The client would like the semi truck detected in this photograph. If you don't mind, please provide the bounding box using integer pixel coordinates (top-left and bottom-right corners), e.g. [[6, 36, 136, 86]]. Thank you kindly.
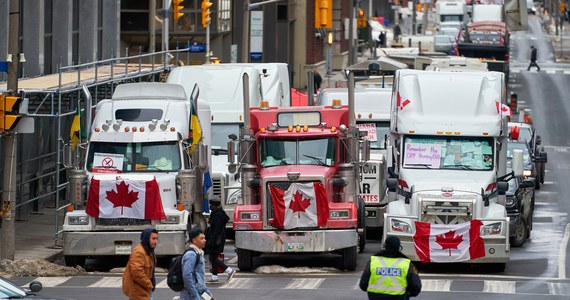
[[384, 69, 522, 270], [436, 0, 468, 29], [317, 87, 391, 232], [62, 83, 211, 267], [228, 73, 368, 271]]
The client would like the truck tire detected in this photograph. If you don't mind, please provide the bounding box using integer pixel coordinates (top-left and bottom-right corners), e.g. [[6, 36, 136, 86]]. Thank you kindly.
[[534, 175, 541, 190], [64, 255, 86, 267], [357, 199, 366, 253], [341, 246, 357, 271], [236, 248, 254, 272], [510, 218, 528, 247]]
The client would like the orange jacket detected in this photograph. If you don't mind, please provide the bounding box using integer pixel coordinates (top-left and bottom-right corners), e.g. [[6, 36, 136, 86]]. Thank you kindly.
[[122, 243, 155, 300]]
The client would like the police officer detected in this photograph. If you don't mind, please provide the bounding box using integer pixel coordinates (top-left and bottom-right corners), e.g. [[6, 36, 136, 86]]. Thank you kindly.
[[359, 236, 422, 300]]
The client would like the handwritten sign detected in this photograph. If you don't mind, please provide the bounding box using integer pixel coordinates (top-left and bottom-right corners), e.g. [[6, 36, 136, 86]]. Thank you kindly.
[[93, 153, 125, 171], [404, 143, 442, 168], [357, 123, 378, 142]]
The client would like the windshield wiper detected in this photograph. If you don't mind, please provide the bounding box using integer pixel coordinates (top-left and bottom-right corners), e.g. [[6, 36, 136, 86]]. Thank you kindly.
[[303, 154, 325, 166], [405, 163, 432, 169]]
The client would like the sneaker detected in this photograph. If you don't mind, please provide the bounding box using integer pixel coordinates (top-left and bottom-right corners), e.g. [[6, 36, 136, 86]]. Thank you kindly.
[[227, 269, 237, 282], [206, 278, 219, 284]]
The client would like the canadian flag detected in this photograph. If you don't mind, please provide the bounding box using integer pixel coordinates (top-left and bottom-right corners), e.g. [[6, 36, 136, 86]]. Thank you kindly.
[[86, 175, 166, 220], [495, 101, 512, 118], [397, 92, 411, 110], [269, 182, 329, 230], [413, 220, 485, 263]]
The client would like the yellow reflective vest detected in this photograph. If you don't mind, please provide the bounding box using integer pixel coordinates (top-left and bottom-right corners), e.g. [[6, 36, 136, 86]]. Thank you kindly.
[[367, 256, 410, 295]]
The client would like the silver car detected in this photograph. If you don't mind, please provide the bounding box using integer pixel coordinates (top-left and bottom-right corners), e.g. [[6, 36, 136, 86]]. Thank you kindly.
[[434, 35, 456, 53]]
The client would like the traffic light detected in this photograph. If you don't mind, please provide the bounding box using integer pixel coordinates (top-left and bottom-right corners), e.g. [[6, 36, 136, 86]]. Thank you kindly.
[[172, 0, 185, 22], [0, 94, 21, 132], [315, 0, 333, 29], [201, 0, 212, 28], [357, 9, 367, 28]]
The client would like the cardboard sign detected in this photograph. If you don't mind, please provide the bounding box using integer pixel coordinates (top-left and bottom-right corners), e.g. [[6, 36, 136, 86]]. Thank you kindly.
[[93, 152, 125, 171], [404, 143, 442, 168], [357, 123, 378, 142]]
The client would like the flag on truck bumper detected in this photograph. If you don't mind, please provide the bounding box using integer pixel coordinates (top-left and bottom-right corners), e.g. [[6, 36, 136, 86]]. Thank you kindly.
[[413, 220, 485, 263], [269, 182, 328, 230], [86, 177, 166, 220]]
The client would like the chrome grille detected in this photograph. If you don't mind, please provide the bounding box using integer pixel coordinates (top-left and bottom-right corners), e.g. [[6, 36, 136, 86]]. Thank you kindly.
[[212, 177, 223, 197], [96, 218, 151, 226], [420, 199, 474, 225]]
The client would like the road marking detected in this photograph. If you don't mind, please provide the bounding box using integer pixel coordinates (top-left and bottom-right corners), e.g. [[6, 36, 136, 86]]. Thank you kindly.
[[27, 277, 70, 287], [227, 256, 238, 264], [512, 69, 521, 74], [564, 70, 570, 75], [219, 278, 259, 289], [547, 282, 570, 295], [88, 277, 123, 288], [284, 278, 325, 289], [353, 279, 360, 290], [559, 223, 570, 279], [542, 181, 556, 185], [543, 145, 570, 152], [546, 69, 556, 74], [156, 278, 169, 289], [483, 280, 516, 293], [422, 279, 452, 291]]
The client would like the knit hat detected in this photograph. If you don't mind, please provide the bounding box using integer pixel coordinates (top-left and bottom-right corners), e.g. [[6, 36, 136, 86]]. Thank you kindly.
[[188, 228, 203, 242], [209, 196, 222, 206], [384, 236, 401, 251]]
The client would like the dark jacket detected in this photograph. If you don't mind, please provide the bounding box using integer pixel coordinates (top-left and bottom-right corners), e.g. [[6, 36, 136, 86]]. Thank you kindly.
[[205, 206, 230, 254], [359, 249, 422, 300], [530, 48, 537, 62], [393, 25, 402, 36]]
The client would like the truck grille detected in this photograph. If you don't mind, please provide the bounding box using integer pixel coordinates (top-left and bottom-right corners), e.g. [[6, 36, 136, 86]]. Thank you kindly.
[[420, 200, 474, 225], [212, 177, 223, 198], [266, 181, 321, 229], [96, 218, 151, 226]]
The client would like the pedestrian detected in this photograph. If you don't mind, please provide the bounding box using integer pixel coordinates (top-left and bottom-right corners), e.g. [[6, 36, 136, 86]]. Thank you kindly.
[[205, 196, 236, 283], [313, 71, 323, 94], [359, 236, 422, 300], [181, 228, 213, 300], [379, 31, 386, 48], [122, 228, 159, 300], [527, 45, 540, 71], [393, 23, 402, 44]]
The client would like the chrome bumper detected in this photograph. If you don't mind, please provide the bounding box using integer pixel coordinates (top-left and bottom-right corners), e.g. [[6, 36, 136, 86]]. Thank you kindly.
[[235, 230, 358, 253], [63, 231, 186, 256], [365, 205, 386, 228]]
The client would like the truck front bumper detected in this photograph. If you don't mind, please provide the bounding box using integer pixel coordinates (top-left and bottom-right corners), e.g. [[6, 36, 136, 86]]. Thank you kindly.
[[63, 231, 186, 256], [235, 229, 357, 253], [365, 205, 386, 228]]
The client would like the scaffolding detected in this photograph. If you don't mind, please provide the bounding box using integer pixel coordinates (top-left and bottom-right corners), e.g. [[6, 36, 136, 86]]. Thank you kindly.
[[0, 48, 192, 246]]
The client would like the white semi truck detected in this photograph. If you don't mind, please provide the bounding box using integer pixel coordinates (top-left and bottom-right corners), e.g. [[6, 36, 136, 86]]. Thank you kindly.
[[63, 83, 211, 267], [167, 63, 290, 234], [384, 69, 522, 270], [317, 87, 391, 231], [436, 0, 468, 29]]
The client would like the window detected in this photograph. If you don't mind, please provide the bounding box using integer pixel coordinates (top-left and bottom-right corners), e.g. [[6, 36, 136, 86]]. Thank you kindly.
[[115, 109, 163, 122], [211, 123, 241, 151], [260, 138, 336, 167], [87, 141, 181, 172], [357, 121, 390, 149], [216, 0, 231, 32]]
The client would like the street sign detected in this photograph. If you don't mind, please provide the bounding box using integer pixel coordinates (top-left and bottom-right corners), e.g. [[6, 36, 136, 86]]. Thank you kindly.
[[0, 62, 7, 73], [250, 52, 262, 61], [188, 44, 206, 53]]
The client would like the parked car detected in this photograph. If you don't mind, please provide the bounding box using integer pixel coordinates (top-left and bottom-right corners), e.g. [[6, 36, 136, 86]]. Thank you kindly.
[[0, 276, 64, 299], [507, 141, 537, 186], [506, 176, 535, 247], [434, 35, 456, 53], [509, 122, 547, 187]]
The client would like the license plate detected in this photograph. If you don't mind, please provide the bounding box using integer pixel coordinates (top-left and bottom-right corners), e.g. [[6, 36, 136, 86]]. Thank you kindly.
[[115, 245, 132, 255], [287, 242, 304, 251]]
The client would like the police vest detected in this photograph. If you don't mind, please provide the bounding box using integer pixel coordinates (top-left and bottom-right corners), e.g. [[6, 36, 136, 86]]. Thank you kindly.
[[367, 256, 410, 295]]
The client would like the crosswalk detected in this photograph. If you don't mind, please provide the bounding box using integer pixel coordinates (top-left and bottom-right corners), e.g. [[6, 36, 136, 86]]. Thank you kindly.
[[12, 275, 570, 296]]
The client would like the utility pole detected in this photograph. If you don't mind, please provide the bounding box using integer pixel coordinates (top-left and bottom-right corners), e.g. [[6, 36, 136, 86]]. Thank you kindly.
[[412, 0, 418, 35], [241, 0, 250, 63], [162, 0, 171, 63], [349, 0, 355, 65], [150, 0, 156, 52], [1, 0, 20, 261]]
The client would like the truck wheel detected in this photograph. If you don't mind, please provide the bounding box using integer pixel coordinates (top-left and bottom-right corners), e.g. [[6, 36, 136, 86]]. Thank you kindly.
[[64, 255, 86, 267], [510, 218, 528, 247], [357, 199, 366, 253], [341, 246, 357, 271], [236, 248, 254, 272]]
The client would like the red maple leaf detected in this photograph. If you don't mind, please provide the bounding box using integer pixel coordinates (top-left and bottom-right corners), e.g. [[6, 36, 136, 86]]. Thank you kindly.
[[288, 191, 311, 218], [435, 230, 463, 256], [106, 181, 139, 215]]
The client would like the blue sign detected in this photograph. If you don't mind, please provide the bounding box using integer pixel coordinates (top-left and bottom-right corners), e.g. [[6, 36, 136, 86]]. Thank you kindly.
[[187, 44, 206, 53], [250, 52, 262, 61], [0, 61, 8, 73]]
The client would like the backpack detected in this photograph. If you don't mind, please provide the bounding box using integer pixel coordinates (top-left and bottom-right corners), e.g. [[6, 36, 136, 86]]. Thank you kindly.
[[167, 248, 199, 292]]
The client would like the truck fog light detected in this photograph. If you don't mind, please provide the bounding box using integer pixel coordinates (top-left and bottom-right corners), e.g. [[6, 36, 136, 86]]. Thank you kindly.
[[330, 210, 350, 219], [390, 219, 412, 233], [68, 215, 89, 225], [481, 222, 502, 235], [240, 212, 260, 220], [523, 170, 532, 177], [161, 215, 181, 224]]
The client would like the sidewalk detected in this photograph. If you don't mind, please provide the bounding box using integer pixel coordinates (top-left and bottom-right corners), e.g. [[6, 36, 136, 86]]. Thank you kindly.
[[541, 12, 570, 63]]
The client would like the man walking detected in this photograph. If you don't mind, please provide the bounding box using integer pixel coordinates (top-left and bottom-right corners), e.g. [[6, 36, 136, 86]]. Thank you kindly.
[[528, 45, 540, 71], [123, 228, 159, 300], [393, 23, 402, 44], [205, 196, 236, 283], [359, 236, 422, 300], [181, 228, 213, 300]]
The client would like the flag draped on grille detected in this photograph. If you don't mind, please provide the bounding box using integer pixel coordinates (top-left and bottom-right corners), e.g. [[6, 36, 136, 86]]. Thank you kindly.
[[413, 220, 485, 263], [269, 182, 328, 230], [86, 176, 166, 220]]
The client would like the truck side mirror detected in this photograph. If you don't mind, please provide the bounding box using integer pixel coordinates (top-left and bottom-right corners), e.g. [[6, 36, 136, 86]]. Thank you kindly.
[[536, 135, 542, 145], [361, 140, 371, 162], [497, 181, 509, 195], [227, 140, 235, 164], [512, 149, 524, 177], [387, 178, 399, 191]]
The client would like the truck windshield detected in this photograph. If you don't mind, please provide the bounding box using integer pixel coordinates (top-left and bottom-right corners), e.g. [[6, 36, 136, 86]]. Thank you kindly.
[[357, 121, 390, 149], [212, 123, 241, 153], [260, 138, 336, 167], [86, 141, 181, 172], [403, 136, 494, 171]]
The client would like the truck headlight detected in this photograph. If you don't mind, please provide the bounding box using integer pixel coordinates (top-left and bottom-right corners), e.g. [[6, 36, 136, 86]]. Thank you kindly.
[[161, 215, 181, 224], [391, 219, 412, 233], [523, 170, 532, 177], [329, 210, 350, 219], [68, 215, 89, 225], [227, 189, 241, 205], [481, 222, 502, 235], [240, 212, 260, 220], [505, 197, 515, 207]]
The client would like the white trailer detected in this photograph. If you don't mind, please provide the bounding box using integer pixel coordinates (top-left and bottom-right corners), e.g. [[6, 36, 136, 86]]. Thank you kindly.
[[384, 70, 522, 270], [436, 0, 467, 28], [472, 4, 503, 22]]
